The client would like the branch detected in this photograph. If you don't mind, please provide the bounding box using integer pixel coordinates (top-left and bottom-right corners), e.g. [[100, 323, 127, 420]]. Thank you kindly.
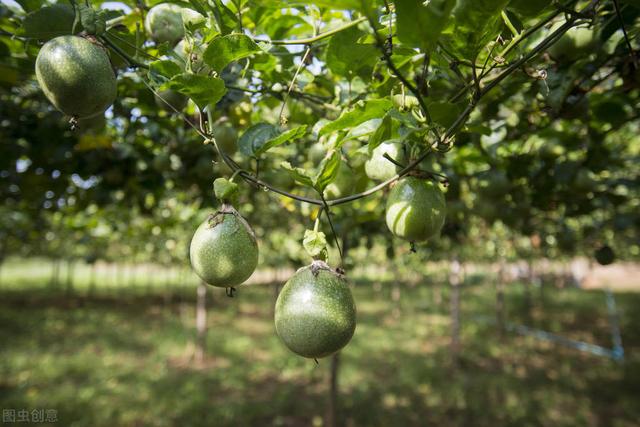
[[100, 34, 149, 69], [252, 17, 367, 45], [612, 0, 638, 70], [364, 15, 443, 146]]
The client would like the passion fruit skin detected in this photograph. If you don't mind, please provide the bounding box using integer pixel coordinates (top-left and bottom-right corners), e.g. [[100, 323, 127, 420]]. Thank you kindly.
[[385, 177, 446, 242], [35, 36, 116, 119], [365, 140, 404, 182], [189, 208, 259, 288], [145, 4, 184, 46], [275, 265, 356, 359]]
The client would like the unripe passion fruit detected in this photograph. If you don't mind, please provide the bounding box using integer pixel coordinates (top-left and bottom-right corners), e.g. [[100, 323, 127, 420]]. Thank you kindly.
[[189, 205, 259, 287], [35, 36, 116, 119], [364, 140, 404, 181], [385, 177, 446, 242], [275, 262, 356, 359], [145, 4, 184, 46]]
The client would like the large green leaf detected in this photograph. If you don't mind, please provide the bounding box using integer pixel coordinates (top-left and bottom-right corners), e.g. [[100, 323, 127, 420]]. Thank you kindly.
[[319, 99, 393, 136], [325, 25, 377, 79], [203, 34, 262, 72], [239, 124, 307, 157], [149, 60, 183, 84], [238, 123, 279, 157], [19, 5, 78, 41], [165, 74, 226, 109], [395, 0, 456, 52], [443, 0, 511, 59]]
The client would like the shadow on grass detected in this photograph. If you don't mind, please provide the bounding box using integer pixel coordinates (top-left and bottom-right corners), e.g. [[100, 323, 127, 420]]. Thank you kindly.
[[0, 282, 639, 426]]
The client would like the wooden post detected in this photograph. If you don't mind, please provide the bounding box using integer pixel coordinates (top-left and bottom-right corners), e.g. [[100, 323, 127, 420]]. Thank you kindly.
[[449, 259, 461, 366], [326, 352, 340, 427], [195, 281, 207, 363]]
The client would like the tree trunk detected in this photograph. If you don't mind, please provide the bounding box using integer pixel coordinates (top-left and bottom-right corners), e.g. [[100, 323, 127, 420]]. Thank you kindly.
[[50, 259, 60, 288], [89, 263, 97, 296], [326, 352, 340, 427], [449, 259, 461, 367], [65, 259, 74, 295], [195, 282, 207, 363], [496, 263, 506, 336]]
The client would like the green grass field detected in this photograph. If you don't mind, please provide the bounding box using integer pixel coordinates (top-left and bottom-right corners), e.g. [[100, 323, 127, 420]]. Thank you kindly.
[[1, 260, 639, 426]]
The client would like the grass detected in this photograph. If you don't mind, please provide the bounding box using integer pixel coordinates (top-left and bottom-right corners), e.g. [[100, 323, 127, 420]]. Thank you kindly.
[[0, 260, 639, 426]]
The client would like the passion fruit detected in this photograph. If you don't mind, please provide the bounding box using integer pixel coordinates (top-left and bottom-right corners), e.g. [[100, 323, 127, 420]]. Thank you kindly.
[[189, 205, 259, 287], [364, 140, 404, 181], [275, 262, 356, 359], [145, 3, 184, 46], [385, 177, 446, 242], [35, 35, 117, 119]]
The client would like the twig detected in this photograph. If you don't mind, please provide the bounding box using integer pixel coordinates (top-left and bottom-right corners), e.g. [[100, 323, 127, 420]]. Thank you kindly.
[[612, 0, 638, 69]]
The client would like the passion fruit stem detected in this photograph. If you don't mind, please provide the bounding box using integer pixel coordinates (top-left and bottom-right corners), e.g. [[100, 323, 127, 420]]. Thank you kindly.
[[225, 287, 236, 298], [309, 260, 332, 277]]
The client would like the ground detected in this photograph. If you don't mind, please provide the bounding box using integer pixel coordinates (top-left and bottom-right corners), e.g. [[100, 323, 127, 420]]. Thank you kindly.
[[0, 260, 638, 426]]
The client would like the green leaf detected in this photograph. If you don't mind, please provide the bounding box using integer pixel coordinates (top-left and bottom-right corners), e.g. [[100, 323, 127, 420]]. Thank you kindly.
[[20, 5, 78, 40], [339, 118, 382, 146], [15, 0, 46, 13], [303, 229, 328, 261], [443, 0, 511, 58], [319, 99, 393, 137], [325, 25, 377, 79], [395, 0, 455, 52], [428, 101, 464, 129], [149, 60, 183, 84], [165, 74, 226, 109], [368, 114, 392, 151], [238, 123, 279, 157], [253, 125, 307, 157], [314, 150, 341, 192], [187, 0, 208, 16], [203, 34, 262, 72], [281, 161, 315, 188]]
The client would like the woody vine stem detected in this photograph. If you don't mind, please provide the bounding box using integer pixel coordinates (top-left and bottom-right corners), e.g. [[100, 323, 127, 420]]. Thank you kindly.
[[102, 1, 598, 208]]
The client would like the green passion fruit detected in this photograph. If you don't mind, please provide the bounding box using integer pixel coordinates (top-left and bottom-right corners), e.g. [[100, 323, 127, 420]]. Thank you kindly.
[[189, 205, 259, 288], [275, 262, 356, 359], [385, 177, 446, 242], [364, 140, 404, 182], [145, 3, 184, 46], [35, 35, 117, 119]]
